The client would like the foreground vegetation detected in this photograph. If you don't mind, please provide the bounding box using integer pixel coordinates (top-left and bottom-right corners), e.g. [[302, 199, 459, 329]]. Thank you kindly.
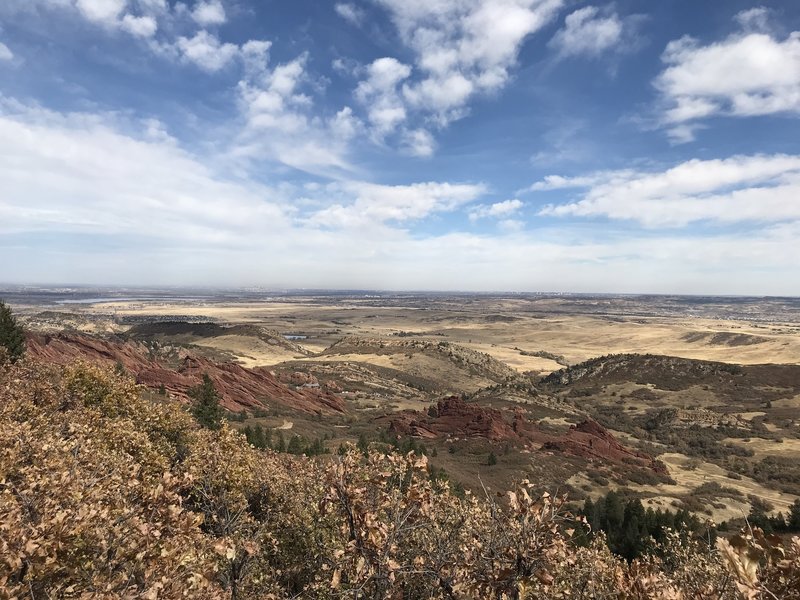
[[2, 359, 800, 598]]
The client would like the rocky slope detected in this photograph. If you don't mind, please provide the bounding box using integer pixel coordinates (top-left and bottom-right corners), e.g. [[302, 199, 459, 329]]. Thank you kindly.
[[322, 336, 518, 382], [26, 333, 344, 414], [541, 354, 800, 409], [377, 396, 666, 475]]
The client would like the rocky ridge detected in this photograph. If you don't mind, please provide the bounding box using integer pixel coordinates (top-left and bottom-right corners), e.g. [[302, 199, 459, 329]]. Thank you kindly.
[[26, 333, 344, 414]]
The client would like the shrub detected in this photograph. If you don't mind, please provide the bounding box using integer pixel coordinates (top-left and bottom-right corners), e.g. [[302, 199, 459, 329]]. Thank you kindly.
[[2, 358, 799, 599], [0, 301, 25, 363]]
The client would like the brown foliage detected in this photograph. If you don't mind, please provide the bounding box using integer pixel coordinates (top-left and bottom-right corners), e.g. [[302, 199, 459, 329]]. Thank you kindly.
[[1, 358, 798, 599]]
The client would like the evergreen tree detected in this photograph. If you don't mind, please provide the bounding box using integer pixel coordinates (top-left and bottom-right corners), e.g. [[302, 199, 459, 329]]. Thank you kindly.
[[357, 433, 369, 456], [747, 502, 771, 533], [789, 499, 800, 531], [287, 435, 304, 455], [487, 451, 498, 466], [0, 301, 25, 363], [619, 499, 647, 561], [189, 374, 224, 430], [770, 512, 787, 532]]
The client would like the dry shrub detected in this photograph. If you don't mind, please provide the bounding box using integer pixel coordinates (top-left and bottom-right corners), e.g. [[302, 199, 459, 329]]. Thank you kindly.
[[0, 361, 222, 599], [0, 358, 798, 599]]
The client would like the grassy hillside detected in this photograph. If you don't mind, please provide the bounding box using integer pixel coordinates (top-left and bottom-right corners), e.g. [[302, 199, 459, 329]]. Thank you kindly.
[[3, 358, 800, 598]]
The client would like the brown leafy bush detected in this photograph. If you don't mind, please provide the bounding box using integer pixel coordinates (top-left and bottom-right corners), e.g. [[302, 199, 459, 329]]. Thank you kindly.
[[1, 358, 799, 599], [0, 361, 222, 599]]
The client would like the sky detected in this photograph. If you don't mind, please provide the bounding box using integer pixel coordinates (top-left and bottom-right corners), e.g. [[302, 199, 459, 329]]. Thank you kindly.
[[0, 0, 799, 294]]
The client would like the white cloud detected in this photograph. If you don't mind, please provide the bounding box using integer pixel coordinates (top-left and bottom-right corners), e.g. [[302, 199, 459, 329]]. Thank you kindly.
[[735, 6, 771, 33], [335, 2, 365, 26], [0, 42, 13, 62], [75, 0, 127, 24], [121, 13, 157, 37], [469, 198, 523, 221], [401, 128, 436, 157], [357, 0, 563, 143], [309, 181, 488, 229], [0, 100, 290, 245], [525, 170, 637, 192], [549, 5, 637, 58], [176, 30, 239, 71], [655, 14, 800, 141], [534, 154, 800, 227], [238, 54, 310, 134], [1, 99, 798, 294], [240, 39, 272, 73], [235, 53, 359, 174], [355, 57, 412, 137], [192, 0, 226, 26]]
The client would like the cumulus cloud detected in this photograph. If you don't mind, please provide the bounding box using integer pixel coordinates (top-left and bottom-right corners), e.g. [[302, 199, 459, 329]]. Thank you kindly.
[[549, 5, 638, 58], [734, 6, 772, 33], [401, 128, 436, 157], [2, 99, 798, 293], [352, 0, 563, 150], [534, 154, 800, 227], [309, 181, 488, 229], [192, 0, 226, 26], [655, 11, 800, 142], [176, 30, 239, 71], [75, 0, 127, 24], [355, 57, 412, 137], [121, 13, 157, 37], [335, 2, 365, 26], [0, 42, 13, 62], [235, 53, 361, 174], [469, 199, 524, 221]]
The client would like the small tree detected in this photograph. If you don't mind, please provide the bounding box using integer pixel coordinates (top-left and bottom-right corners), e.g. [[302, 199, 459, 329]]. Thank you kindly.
[[357, 433, 369, 456], [189, 374, 224, 430], [0, 300, 25, 363], [790, 499, 800, 531], [487, 451, 498, 466]]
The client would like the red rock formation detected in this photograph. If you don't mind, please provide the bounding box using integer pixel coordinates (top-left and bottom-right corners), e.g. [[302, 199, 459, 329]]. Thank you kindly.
[[542, 419, 668, 475], [435, 396, 521, 440], [381, 396, 521, 441], [378, 397, 666, 475], [27, 333, 345, 414]]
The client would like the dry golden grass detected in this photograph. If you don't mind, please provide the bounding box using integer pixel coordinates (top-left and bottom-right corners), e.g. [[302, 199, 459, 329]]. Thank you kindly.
[[722, 437, 800, 457], [25, 299, 800, 373], [191, 334, 306, 367], [630, 453, 799, 522]]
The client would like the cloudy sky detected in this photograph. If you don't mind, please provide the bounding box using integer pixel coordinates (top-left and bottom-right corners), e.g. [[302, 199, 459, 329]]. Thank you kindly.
[[1, 0, 799, 293]]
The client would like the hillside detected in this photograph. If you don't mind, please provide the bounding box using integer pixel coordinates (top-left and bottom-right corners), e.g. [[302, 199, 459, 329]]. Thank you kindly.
[[26, 332, 344, 414], [2, 357, 799, 599]]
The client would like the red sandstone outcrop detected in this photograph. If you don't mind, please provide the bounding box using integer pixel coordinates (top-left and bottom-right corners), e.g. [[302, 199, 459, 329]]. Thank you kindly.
[[382, 396, 520, 441], [542, 419, 668, 475], [378, 397, 665, 474], [27, 333, 345, 414]]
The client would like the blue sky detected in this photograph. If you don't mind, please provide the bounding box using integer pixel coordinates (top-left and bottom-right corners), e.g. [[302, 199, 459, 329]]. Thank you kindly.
[[0, 0, 799, 293]]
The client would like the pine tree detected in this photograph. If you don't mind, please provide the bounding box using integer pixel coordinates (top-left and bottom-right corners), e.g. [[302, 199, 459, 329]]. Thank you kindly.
[[189, 374, 224, 430], [357, 433, 369, 456], [0, 301, 25, 363], [287, 435, 304, 455]]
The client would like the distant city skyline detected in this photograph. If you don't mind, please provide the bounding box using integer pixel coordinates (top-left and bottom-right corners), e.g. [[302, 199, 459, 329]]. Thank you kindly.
[[1, 0, 799, 294]]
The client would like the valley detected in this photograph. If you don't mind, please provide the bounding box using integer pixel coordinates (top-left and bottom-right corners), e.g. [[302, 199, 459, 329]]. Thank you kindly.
[[7, 288, 800, 530]]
